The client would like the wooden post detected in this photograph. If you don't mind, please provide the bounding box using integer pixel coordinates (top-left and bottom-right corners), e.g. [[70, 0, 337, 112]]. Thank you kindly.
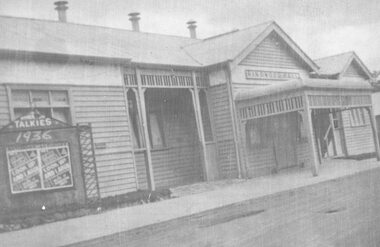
[[303, 93, 320, 176], [135, 68, 155, 191], [366, 107, 380, 161], [190, 72, 209, 181]]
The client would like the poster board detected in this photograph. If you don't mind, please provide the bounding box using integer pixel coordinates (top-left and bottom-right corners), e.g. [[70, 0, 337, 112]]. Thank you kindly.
[[1, 110, 76, 194], [6, 143, 74, 194]]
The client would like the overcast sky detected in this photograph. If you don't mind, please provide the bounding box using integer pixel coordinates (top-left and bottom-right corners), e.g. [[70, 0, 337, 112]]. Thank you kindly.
[[1, 0, 380, 70]]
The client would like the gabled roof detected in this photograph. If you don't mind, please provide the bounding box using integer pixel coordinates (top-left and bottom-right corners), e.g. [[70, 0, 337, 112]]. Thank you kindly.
[[182, 21, 320, 71], [0, 15, 319, 70], [0, 15, 199, 67], [181, 21, 272, 66], [314, 51, 372, 79]]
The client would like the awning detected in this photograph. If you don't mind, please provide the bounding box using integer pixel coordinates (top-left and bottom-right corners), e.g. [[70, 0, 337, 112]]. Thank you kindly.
[[235, 78, 374, 102]]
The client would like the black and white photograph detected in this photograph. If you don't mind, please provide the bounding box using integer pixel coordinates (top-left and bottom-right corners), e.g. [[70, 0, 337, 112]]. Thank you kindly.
[[0, 0, 380, 246]]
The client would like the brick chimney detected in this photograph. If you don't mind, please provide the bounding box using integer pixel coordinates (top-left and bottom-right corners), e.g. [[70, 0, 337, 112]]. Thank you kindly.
[[54, 1, 68, 22], [187, 20, 197, 38], [128, 12, 140, 32]]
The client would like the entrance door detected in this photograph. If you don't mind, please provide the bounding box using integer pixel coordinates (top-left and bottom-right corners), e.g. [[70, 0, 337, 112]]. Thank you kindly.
[[271, 113, 297, 169]]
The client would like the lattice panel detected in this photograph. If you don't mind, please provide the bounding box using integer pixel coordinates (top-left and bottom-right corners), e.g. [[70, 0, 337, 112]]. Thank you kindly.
[[239, 96, 304, 120], [77, 124, 100, 204]]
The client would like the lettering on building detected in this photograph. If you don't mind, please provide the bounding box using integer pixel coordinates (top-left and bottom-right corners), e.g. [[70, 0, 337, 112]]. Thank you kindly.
[[245, 70, 301, 80]]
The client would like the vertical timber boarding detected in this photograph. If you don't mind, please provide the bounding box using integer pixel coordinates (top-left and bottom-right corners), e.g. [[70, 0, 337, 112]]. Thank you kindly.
[[71, 86, 138, 198]]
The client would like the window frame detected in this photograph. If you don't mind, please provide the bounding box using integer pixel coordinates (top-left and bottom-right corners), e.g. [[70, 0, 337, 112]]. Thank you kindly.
[[7, 85, 74, 124]]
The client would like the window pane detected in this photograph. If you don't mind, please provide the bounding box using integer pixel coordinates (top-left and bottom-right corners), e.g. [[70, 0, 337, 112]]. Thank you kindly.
[[53, 108, 70, 123], [31, 91, 49, 106], [36, 108, 52, 118], [14, 108, 31, 119], [149, 113, 165, 148], [52, 91, 69, 106], [12, 90, 30, 106]]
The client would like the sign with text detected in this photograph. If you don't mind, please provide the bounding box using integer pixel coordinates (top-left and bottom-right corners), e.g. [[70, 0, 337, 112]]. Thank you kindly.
[[1, 110, 68, 132], [245, 70, 301, 80], [6, 143, 73, 194]]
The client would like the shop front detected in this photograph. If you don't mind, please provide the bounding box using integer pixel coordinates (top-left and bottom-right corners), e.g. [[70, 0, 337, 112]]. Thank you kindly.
[[236, 80, 380, 178], [0, 109, 99, 212]]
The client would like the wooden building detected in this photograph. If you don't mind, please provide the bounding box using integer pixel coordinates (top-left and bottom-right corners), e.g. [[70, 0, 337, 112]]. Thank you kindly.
[[0, 4, 379, 203]]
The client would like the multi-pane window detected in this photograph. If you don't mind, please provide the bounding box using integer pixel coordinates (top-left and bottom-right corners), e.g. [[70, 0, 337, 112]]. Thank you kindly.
[[11, 89, 71, 123], [349, 108, 366, 127]]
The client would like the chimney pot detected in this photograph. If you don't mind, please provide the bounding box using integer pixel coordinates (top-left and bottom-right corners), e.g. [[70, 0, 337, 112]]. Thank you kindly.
[[129, 12, 140, 32], [54, 1, 68, 22], [187, 20, 197, 38]]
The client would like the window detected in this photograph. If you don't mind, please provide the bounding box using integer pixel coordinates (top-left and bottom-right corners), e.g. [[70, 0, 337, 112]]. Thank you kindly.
[[11, 89, 71, 123], [199, 91, 213, 142], [127, 90, 143, 148], [148, 112, 165, 148], [349, 108, 366, 127]]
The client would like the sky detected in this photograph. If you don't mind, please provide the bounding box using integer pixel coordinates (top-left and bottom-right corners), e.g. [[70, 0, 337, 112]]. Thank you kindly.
[[1, 0, 380, 70]]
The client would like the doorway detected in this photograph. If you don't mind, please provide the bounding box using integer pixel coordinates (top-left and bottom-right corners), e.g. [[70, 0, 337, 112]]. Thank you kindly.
[[270, 113, 298, 170], [313, 109, 346, 158]]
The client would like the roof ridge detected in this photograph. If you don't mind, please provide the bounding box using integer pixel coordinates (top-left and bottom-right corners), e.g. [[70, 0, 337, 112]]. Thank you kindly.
[[0, 14, 199, 41], [181, 20, 274, 49], [314, 51, 354, 61]]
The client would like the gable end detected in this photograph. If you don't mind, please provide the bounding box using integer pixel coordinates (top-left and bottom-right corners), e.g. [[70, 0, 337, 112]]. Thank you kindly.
[[343, 60, 368, 79], [239, 31, 308, 71]]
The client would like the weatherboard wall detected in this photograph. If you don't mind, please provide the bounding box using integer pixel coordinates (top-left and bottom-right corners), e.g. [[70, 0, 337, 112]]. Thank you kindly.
[[0, 57, 139, 198], [341, 109, 375, 156], [71, 86, 138, 197], [0, 85, 10, 127], [208, 84, 238, 179]]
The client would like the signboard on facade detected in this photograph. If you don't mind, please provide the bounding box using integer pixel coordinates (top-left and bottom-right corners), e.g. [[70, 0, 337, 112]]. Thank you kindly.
[[1, 110, 74, 194], [245, 70, 300, 80], [6, 143, 73, 194]]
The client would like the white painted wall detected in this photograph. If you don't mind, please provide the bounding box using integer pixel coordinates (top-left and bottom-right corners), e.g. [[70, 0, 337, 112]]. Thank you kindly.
[[0, 57, 123, 86]]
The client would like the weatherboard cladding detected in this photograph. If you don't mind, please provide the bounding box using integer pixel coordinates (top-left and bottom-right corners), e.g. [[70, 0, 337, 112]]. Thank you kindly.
[[341, 110, 375, 155], [343, 62, 366, 78], [208, 84, 238, 178], [0, 85, 10, 127], [72, 86, 137, 197], [240, 32, 306, 71]]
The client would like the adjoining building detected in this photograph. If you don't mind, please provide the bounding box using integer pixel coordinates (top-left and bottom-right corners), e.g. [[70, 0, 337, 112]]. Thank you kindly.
[[0, 2, 378, 209]]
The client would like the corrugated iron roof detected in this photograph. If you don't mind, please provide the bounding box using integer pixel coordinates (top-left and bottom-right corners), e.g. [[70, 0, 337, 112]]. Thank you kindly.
[[0, 15, 200, 66], [182, 21, 273, 66], [314, 51, 354, 76]]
